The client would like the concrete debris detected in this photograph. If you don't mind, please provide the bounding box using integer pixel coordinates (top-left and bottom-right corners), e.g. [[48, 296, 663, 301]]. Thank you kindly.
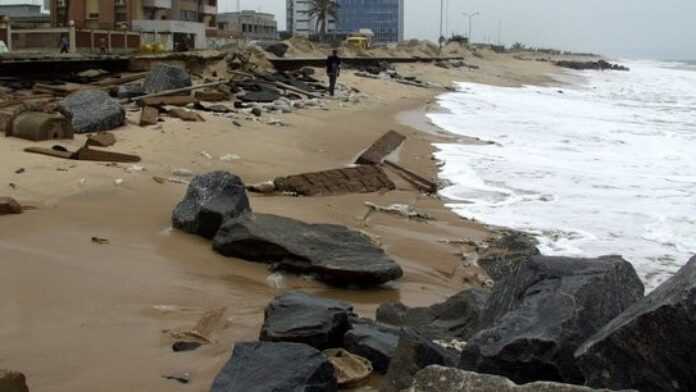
[[168, 108, 204, 122], [58, 89, 125, 133], [363, 202, 434, 221], [9, 112, 73, 141], [139, 106, 159, 126], [165, 307, 226, 344], [273, 166, 395, 196], [86, 132, 116, 147], [143, 63, 192, 94], [356, 130, 406, 165]]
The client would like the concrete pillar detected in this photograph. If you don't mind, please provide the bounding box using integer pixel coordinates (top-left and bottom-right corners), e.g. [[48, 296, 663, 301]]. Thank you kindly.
[[69, 21, 76, 53]]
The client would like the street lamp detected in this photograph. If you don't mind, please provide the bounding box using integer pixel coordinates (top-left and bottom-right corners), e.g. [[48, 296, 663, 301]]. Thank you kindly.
[[462, 12, 480, 43]]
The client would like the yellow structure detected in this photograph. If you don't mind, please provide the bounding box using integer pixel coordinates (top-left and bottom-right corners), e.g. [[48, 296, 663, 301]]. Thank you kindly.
[[345, 33, 369, 49]]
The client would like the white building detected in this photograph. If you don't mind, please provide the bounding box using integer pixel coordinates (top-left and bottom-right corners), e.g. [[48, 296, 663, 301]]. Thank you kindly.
[[286, 0, 336, 36]]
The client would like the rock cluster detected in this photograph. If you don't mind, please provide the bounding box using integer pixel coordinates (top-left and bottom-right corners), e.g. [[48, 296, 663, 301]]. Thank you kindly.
[[143, 63, 192, 94], [555, 60, 630, 71]]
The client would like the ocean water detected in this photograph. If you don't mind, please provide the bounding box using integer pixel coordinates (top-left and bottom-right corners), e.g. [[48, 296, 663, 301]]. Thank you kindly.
[[428, 61, 696, 290]]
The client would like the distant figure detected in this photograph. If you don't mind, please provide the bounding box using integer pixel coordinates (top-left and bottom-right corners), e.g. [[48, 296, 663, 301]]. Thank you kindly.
[[59, 36, 69, 54], [326, 49, 341, 96], [98, 37, 107, 54]]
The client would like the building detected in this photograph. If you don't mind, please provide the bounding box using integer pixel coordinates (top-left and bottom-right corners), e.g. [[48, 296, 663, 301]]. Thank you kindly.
[[286, 0, 404, 42], [50, 0, 217, 50], [286, 0, 335, 36], [0, 3, 43, 18], [335, 0, 404, 43], [217, 10, 277, 40]]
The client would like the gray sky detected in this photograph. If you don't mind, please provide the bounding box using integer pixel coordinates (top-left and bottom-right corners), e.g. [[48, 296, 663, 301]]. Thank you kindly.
[[222, 0, 696, 60]]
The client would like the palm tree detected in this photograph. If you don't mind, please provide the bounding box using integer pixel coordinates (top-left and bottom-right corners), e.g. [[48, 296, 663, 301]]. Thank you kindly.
[[307, 0, 339, 38]]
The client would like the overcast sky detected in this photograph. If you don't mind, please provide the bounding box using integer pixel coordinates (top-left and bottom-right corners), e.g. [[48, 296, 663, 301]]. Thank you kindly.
[[223, 0, 696, 60]]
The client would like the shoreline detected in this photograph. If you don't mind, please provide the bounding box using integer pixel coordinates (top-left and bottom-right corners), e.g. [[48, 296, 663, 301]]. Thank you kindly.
[[0, 51, 579, 391]]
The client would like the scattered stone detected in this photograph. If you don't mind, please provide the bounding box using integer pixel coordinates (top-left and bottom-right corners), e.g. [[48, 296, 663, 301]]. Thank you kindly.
[[143, 64, 192, 94], [172, 341, 202, 352], [476, 230, 540, 281], [116, 84, 145, 99], [576, 255, 696, 392], [0, 197, 22, 215], [86, 132, 116, 147], [172, 171, 251, 239], [376, 288, 489, 340], [212, 213, 403, 286], [259, 291, 355, 349], [220, 153, 241, 161], [91, 236, 109, 245], [324, 348, 373, 388], [251, 107, 262, 117], [460, 255, 644, 385], [139, 106, 159, 126], [0, 369, 29, 392], [210, 342, 337, 392], [555, 60, 629, 71], [407, 365, 637, 392], [168, 108, 204, 122], [343, 318, 400, 373], [381, 328, 460, 392], [172, 168, 194, 177], [58, 89, 125, 133]]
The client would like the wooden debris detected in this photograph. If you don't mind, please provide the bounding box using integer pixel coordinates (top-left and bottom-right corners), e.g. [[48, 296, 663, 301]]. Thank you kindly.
[[125, 80, 228, 104], [139, 106, 159, 126], [274, 166, 395, 196], [356, 130, 406, 165], [86, 132, 116, 147], [363, 201, 434, 221], [384, 160, 438, 193], [25, 144, 141, 163], [142, 95, 196, 107], [0, 197, 22, 215]]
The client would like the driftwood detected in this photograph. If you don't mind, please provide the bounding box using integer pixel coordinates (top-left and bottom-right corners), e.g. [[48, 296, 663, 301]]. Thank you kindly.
[[124, 80, 229, 104]]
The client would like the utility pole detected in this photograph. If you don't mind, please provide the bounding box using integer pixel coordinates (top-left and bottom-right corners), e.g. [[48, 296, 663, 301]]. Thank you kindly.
[[497, 20, 502, 45], [439, 0, 444, 48], [462, 12, 480, 43], [236, 0, 240, 12]]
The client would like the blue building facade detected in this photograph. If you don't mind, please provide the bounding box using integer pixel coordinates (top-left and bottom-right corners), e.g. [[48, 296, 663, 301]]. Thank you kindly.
[[335, 0, 404, 43]]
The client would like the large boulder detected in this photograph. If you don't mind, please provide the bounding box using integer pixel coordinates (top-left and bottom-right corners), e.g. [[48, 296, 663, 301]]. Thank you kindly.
[[260, 291, 355, 350], [58, 89, 125, 133], [212, 213, 403, 287], [143, 63, 192, 94], [172, 171, 251, 239], [210, 341, 337, 392], [0, 370, 29, 392], [477, 231, 540, 282], [575, 255, 696, 392], [460, 255, 644, 385], [407, 365, 637, 392], [380, 328, 459, 392], [343, 318, 400, 373], [376, 288, 489, 340]]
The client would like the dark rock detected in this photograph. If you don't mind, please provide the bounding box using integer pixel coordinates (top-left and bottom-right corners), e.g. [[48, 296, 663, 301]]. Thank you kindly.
[[477, 230, 540, 281], [212, 213, 403, 287], [58, 89, 125, 133], [381, 328, 459, 392], [460, 255, 644, 385], [239, 88, 280, 103], [409, 365, 637, 392], [0, 370, 29, 392], [343, 318, 400, 373], [143, 64, 192, 94], [172, 171, 251, 239], [256, 41, 289, 57], [260, 291, 355, 350], [555, 60, 629, 71], [210, 341, 337, 392], [575, 255, 696, 392], [251, 107, 262, 117], [116, 84, 145, 99], [172, 341, 202, 352], [376, 289, 489, 340]]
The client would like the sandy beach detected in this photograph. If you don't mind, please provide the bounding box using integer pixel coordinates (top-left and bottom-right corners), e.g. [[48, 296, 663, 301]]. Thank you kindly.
[[0, 49, 571, 391]]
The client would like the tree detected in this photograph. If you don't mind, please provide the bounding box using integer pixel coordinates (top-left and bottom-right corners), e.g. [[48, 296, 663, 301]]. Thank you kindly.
[[307, 0, 339, 37]]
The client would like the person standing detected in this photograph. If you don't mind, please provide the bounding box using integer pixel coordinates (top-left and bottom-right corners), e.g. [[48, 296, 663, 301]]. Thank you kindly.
[[59, 35, 70, 54], [326, 49, 341, 96]]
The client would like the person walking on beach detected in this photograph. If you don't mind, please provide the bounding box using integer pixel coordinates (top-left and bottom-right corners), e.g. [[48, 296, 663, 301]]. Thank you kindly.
[[326, 49, 341, 96]]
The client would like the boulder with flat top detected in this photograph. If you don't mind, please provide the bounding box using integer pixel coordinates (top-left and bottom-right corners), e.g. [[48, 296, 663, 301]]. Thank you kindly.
[[143, 63, 192, 94], [459, 255, 644, 385], [210, 341, 337, 392], [172, 171, 251, 239], [575, 255, 696, 392], [343, 318, 400, 373], [260, 291, 355, 350], [58, 89, 125, 133], [212, 213, 403, 286]]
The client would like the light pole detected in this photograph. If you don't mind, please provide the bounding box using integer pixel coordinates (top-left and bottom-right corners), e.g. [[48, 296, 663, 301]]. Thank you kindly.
[[462, 12, 480, 43]]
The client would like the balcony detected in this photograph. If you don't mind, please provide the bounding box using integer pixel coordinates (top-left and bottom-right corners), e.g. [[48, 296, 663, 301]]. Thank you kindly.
[[143, 0, 172, 9], [199, 4, 216, 15]]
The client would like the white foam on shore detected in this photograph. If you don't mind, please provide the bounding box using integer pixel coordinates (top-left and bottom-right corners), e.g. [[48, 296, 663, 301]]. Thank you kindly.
[[428, 61, 696, 290]]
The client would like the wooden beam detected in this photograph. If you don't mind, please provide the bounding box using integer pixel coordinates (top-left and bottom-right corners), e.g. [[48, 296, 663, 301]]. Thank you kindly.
[[356, 130, 406, 165]]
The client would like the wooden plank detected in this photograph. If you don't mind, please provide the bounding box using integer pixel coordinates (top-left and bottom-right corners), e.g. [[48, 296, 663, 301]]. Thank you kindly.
[[142, 96, 196, 107], [274, 166, 395, 196], [384, 160, 437, 193], [356, 130, 406, 165], [124, 80, 228, 104]]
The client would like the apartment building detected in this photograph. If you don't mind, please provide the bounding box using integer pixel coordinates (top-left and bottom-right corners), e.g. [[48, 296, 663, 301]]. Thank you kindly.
[[217, 10, 277, 40], [286, 0, 404, 42], [51, 0, 217, 49]]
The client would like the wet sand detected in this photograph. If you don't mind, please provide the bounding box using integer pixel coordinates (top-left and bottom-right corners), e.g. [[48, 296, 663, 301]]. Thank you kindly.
[[0, 52, 568, 391]]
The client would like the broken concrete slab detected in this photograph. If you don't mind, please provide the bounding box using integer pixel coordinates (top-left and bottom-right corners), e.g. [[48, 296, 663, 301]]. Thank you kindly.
[[273, 165, 395, 196], [86, 132, 116, 147], [172, 171, 251, 239], [143, 63, 192, 95], [260, 291, 355, 349], [356, 130, 406, 165], [9, 111, 73, 141], [212, 213, 404, 286], [24, 145, 141, 163], [0, 197, 22, 215], [58, 89, 125, 133], [139, 106, 159, 126]]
